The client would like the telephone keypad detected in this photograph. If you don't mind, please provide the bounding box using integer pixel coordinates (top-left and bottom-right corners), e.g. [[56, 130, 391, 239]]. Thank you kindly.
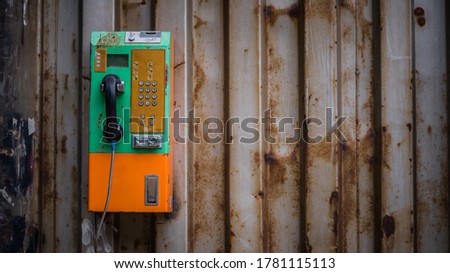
[[131, 49, 165, 133]]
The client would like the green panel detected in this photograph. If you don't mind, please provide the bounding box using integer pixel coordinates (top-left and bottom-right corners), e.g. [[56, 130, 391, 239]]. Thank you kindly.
[[89, 32, 172, 154]]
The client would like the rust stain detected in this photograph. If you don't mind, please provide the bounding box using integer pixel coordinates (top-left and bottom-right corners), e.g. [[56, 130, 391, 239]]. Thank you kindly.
[[72, 35, 76, 53], [63, 74, 69, 90], [359, 128, 376, 169], [71, 165, 78, 232], [265, 156, 286, 188], [263, 144, 300, 251], [44, 69, 51, 80], [60, 135, 67, 154], [267, 47, 283, 72], [417, 17, 426, 27], [97, 32, 120, 46], [406, 123, 412, 132], [256, 191, 264, 199], [253, 151, 261, 169], [122, 0, 147, 18], [193, 61, 205, 102], [194, 15, 207, 29], [329, 191, 339, 239], [382, 215, 395, 238], [427, 126, 432, 134], [263, 3, 300, 26], [382, 130, 392, 170], [414, 7, 425, 16], [190, 119, 226, 252], [306, 141, 335, 163], [340, 132, 358, 251], [253, 4, 260, 16]]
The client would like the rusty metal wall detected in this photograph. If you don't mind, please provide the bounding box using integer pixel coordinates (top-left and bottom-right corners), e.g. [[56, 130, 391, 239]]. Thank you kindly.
[[2, 0, 448, 252], [0, 0, 40, 252]]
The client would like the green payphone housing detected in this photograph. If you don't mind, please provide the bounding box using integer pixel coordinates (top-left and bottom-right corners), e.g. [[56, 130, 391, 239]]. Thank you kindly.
[[88, 31, 173, 213]]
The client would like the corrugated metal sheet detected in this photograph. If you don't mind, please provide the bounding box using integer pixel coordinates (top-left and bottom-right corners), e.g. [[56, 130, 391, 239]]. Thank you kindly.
[[2, 0, 449, 252]]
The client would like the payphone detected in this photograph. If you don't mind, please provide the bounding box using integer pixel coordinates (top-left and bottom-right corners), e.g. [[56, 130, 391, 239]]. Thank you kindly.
[[88, 31, 173, 214]]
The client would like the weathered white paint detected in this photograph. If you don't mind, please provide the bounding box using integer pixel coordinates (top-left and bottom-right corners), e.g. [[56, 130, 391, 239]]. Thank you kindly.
[[263, 0, 301, 253], [189, 0, 226, 252], [380, 0, 414, 252], [414, 0, 449, 252], [355, 0, 376, 253], [304, 0, 339, 253], [228, 0, 263, 253]]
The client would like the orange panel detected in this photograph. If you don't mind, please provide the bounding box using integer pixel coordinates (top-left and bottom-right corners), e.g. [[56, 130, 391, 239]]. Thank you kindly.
[[88, 153, 173, 212]]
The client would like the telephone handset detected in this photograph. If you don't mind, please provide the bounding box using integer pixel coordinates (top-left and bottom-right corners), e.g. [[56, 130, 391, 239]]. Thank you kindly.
[[101, 74, 123, 143]]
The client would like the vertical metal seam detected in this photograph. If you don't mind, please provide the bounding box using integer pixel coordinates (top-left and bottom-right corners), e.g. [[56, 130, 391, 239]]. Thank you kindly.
[[446, 0, 450, 254], [257, 0, 265, 253], [150, 0, 156, 31], [184, 0, 193, 253], [52, 0, 59, 251], [150, 214, 156, 252], [260, 0, 270, 253], [354, 0, 360, 253], [223, 0, 231, 253], [336, 0, 343, 253], [76, 0, 83, 253], [410, 0, 418, 253], [38, 0, 45, 252], [114, 0, 120, 31], [298, 0, 307, 253], [372, 0, 382, 253], [186, 0, 194, 253]]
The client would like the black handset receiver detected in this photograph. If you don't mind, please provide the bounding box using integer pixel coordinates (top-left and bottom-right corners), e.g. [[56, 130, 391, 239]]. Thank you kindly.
[[101, 74, 124, 143]]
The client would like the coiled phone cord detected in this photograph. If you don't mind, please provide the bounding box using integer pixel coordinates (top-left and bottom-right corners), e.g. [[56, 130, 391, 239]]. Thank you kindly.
[[96, 141, 116, 240]]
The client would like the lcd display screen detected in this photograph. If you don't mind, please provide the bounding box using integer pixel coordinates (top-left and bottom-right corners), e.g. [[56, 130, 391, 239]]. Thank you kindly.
[[107, 54, 129, 67]]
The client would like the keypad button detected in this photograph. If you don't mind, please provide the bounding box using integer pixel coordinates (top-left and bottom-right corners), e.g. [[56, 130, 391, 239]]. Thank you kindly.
[[152, 101, 157, 106], [140, 120, 145, 126], [145, 101, 150, 106], [152, 88, 157, 93], [145, 94, 150, 99], [139, 81, 144, 86], [138, 101, 144, 106], [152, 94, 157, 99], [138, 88, 144, 93], [138, 94, 144, 99], [150, 115, 155, 119], [140, 114, 145, 119], [152, 81, 157, 86], [150, 120, 154, 126], [145, 88, 150, 93]]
